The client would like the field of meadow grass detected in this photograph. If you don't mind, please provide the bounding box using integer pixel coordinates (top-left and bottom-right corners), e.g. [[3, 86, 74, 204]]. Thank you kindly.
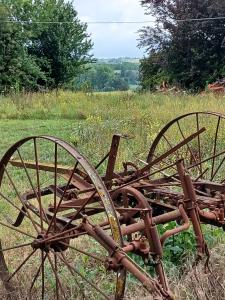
[[0, 90, 225, 299], [1, 90, 225, 163]]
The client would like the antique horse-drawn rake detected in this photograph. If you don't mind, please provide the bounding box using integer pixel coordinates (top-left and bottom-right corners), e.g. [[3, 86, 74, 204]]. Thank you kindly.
[[0, 112, 225, 299]]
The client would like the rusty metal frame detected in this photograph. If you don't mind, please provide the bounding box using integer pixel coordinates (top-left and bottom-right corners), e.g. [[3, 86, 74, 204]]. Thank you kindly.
[[0, 112, 225, 299]]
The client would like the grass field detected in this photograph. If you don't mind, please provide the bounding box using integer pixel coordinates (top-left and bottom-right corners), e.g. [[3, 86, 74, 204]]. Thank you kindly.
[[0, 90, 225, 299], [1, 90, 225, 163]]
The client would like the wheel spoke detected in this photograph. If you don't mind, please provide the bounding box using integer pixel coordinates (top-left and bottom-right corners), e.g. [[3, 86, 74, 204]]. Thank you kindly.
[[151, 153, 177, 172], [196, 113, 203, 174], [194, 168, 209, 182], [46, 162, 78, 235], [17, 149, 41, 204], [60, 241, 104, 262], [162, 134, 173, 150], [211, 116, 221, 180], [3, 166, 39, 233], [0, 220, 36, 238], [172, 148, 225, 178], [59, 190, 96, 233], [212, 155, 225, 181], [0, 242, 32, 252], [176, 120, 201, 173], [0, 190, 42, 229], [58, 251, 111, 300], [41, 251, 45, 300], [55, 250, 86, 299], [17, 149, 48, 227], [7, 249, 36, 282], [0, 135, 122, 299], [54, 252, 59, 300], [54, 143, 58, 230], [28, 252, 47, 296], [46, 253, 67, 300], [34, 138, 44, 230]]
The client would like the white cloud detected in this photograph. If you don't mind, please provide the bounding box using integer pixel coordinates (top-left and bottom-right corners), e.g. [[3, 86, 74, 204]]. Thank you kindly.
[[74, 0, 152, 58]]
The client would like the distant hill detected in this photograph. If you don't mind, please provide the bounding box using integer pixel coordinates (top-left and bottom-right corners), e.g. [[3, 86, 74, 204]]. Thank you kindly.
[[74, 58, 140, 92], [97, 57, 140, 64]]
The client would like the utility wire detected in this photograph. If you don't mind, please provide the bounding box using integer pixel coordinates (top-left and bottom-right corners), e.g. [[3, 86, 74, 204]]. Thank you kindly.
[[1, 15, 225, 24], [1, 20, 154, 24]]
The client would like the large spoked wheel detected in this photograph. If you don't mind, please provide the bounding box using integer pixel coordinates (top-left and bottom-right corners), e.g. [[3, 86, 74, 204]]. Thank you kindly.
[[0, 136, 126, 300], [148, 112, 225, 185]]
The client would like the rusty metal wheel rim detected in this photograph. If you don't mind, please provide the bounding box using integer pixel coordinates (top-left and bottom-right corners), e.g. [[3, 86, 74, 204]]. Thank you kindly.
[[148, 111, 225, 185], [0, 135, 126, 300]]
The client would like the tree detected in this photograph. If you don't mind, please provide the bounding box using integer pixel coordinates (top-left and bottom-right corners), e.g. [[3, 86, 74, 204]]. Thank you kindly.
[[139, 0, 225, 91], [139, 52, 169, 90], [74, 63, 129, 92], [28, 0, 94, 89], [0, 4, 47, 93], [1, 0, 93, 91]]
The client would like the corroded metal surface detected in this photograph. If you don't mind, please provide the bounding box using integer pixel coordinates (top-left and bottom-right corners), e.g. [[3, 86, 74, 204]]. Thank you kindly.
[[0, 112, 225, 299]]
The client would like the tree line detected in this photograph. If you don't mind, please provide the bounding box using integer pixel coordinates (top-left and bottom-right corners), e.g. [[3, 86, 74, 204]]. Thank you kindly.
[[2, 0, 224, 94], [139, 0, 225, 91], [0, 0, 93, 94], [75, 60, 139, 92]]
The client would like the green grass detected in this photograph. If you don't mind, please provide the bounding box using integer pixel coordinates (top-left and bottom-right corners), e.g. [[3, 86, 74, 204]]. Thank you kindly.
[[0, 90, 225, 298], [1, 90, 225, 164]]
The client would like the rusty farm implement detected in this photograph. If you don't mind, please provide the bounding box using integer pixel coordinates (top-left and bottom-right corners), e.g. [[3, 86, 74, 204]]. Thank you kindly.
[[0, 111, 225, 299]]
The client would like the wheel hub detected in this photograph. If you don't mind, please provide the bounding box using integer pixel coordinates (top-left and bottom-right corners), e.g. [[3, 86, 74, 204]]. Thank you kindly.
[[31, 232, 70, 252]]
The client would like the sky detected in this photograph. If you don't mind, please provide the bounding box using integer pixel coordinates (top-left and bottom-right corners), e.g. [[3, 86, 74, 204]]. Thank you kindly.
[[75, 0, 151, 58]]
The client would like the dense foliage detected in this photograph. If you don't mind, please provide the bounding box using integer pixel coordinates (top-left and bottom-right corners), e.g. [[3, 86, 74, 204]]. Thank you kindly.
[[0, 0, 93, 93], [139, 0, 225, 91], [74, 59, 139, 92]]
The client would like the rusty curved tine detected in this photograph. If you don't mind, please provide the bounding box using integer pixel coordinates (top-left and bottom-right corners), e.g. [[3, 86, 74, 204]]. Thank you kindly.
[[7, 249, 37, 282], [28, 252, 47, 296], [57, 251, 111, 300], [3, 166, 40, 233], [0, 190, 41, 229], [33, 138, 49, 229], [211, 116, 221, 180], [46, 253, 67, 300], [46, 162, 78, 235]]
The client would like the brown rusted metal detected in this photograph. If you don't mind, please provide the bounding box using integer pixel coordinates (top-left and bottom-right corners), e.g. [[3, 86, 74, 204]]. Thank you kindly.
[[1, 112, 225, 299]]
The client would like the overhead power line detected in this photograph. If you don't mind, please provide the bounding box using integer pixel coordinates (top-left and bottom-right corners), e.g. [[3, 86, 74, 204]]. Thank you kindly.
[[1, 16, 225, 24], [1, 20, 154, 24]]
